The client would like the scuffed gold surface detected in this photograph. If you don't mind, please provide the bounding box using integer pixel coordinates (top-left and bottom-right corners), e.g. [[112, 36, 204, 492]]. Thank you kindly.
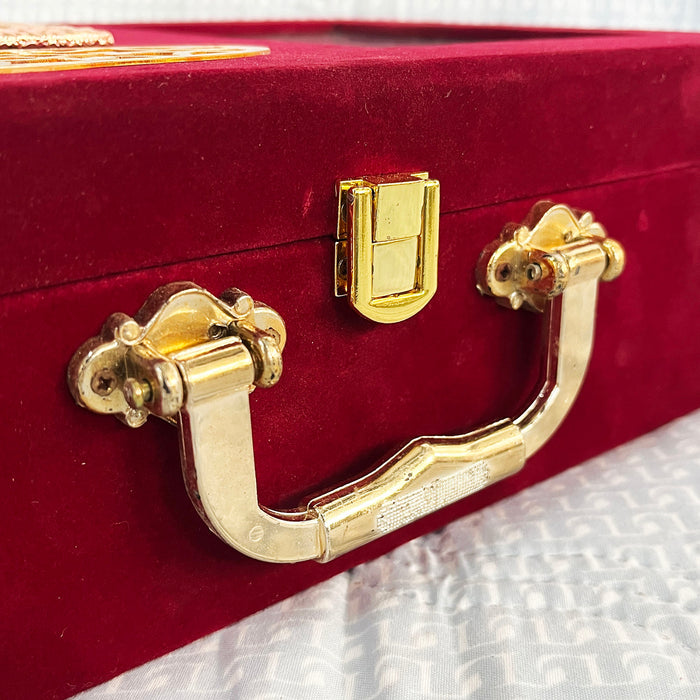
[[0, 23, 114, 48], [0, 44, 270, 73]]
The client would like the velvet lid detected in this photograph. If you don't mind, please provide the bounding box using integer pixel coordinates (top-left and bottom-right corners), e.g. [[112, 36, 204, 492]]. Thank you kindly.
[[1, 22, 699, 700], [0, 23, 697, 295]]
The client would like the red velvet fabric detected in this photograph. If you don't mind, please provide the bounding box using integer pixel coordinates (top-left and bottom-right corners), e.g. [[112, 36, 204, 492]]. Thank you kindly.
[[1, 24, 698, 295], [0, 23, 698, 699]]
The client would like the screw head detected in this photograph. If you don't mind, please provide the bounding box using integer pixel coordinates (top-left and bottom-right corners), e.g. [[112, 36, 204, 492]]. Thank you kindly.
[[208, 324, 228, 340], [336, 257, 348, 280], [495, 263, 512, 282], [91, 369, 116, 396]]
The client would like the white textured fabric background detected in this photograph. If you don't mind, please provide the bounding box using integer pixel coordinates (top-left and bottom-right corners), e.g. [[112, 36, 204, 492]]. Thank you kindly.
[[1, 0, 699, 31], [75, 410, 700, 699]]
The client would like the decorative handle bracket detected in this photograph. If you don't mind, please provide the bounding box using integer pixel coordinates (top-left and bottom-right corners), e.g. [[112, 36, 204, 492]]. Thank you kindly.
[[69, 202, 624, 563]]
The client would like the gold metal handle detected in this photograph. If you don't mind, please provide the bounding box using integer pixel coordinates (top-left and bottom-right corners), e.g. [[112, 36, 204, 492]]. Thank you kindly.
[[69, 202, 624, 563]]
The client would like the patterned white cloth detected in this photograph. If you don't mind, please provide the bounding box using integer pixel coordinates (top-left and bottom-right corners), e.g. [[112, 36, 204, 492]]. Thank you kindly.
[[2, 0, 699, 31], [75, 409, 700, 698]]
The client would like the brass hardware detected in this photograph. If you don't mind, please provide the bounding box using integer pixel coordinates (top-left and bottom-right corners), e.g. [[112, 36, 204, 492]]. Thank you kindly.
[[68, 283, 285, 430], [69, 202, 624, 563], [0, 23, 114, 48], [0, 25, 266, 76], [476, 202, 624, 458], [335, 173, 439, 323], [0, 44, 270, 74], [476, 201, 624, 313]]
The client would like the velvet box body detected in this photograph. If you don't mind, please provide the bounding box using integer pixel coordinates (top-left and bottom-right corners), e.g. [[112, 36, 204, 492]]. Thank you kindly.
[[1, 23, 698, 699]]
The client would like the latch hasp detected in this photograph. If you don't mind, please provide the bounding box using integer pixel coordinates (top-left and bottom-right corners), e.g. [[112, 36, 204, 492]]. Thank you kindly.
[[335, 172, 439, 324]]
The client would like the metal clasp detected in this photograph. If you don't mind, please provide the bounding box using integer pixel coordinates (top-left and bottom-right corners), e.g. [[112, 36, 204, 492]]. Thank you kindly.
[[335, 172, 439, 323]]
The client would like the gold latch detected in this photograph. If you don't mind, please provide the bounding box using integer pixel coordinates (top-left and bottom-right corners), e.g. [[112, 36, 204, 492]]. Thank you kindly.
[[335, 172, 439, 323]]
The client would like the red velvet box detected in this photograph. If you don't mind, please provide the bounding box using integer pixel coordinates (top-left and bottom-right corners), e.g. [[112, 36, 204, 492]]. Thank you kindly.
[[1, 22, 699, 699]]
